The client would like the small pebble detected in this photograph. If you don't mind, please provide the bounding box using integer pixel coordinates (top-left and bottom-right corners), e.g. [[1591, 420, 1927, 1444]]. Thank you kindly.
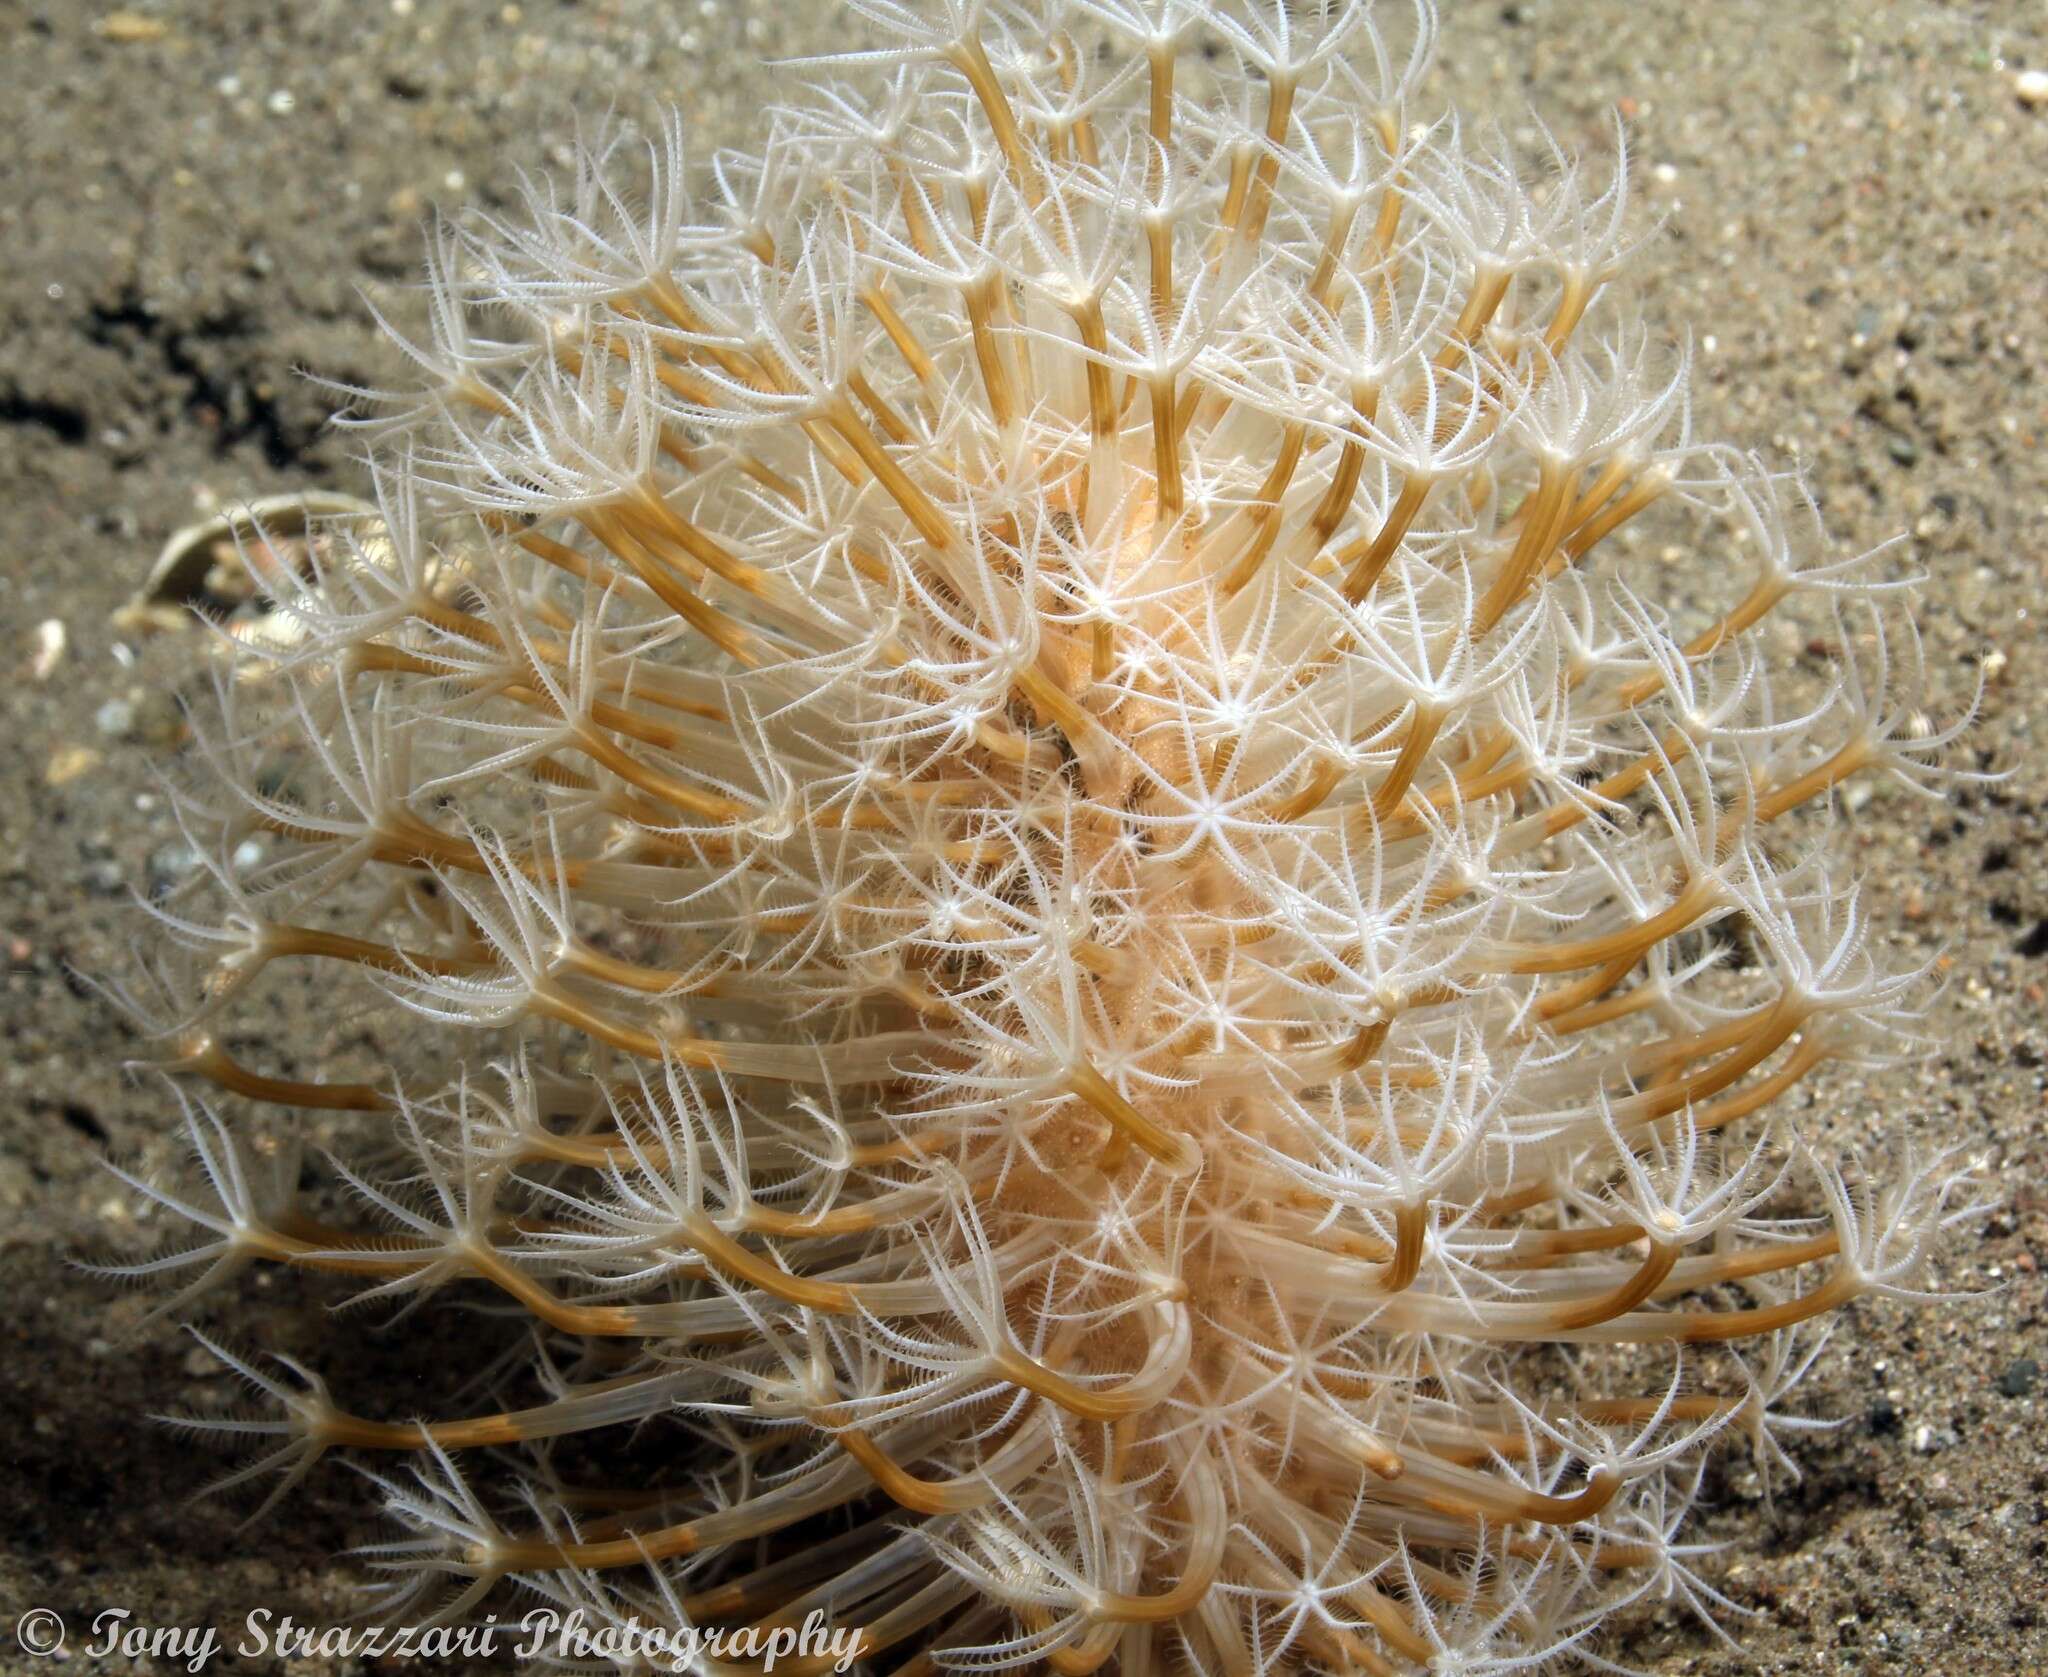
[[94, 697, 136, 738], [1998, 1358, 2039, 1398], [2016, 68, 2048, 107], [94, 10, 168, 41], [147, 840, 206, 889], [45, 745, 101, 787], [29, 618, 66, 681]]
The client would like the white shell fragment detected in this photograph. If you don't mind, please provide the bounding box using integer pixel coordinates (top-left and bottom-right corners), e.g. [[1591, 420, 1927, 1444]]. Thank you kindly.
[[112, 491, 382, 640]]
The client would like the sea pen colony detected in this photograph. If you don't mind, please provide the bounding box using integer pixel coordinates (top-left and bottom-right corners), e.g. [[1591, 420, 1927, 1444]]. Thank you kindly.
[[109, 0, 1980, 1669]]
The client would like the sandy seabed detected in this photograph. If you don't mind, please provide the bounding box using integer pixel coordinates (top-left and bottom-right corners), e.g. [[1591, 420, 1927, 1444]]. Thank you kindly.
[[1, 2, 2043, 1672]]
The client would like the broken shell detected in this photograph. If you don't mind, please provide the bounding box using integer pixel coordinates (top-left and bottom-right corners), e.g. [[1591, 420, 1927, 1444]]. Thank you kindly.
[[115, 492, 382, 634]]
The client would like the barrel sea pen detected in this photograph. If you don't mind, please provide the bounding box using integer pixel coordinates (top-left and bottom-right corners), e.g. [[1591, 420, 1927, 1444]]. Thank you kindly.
[[101, 0, 1987, 1669]]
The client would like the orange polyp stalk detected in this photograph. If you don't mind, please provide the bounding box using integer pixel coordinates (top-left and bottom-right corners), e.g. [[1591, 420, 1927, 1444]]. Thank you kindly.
[[563, 713, 748, 823], [769, 1578, 979, 1677], [177, 1035, 390, 1113], [512, 524, 617, 587], [834, 1430, 998, 1516], [676, 1213, 857, 1313], [1471, 459, 1573, 638], [1691, 1034, 1831, 1133], [1656, 1232, 1840, 1297], [1535, 951, 1642, 1021], [1622, 998, 1787, 1079], [1479, 1222, 1649, 1267], [1655, 1268, 1860, 1346], [1233, 74, 1298, 249], [1070, 293, 1118, 446], [963, 273, 1018, 431], [1014, 662, 1121, 798], [1057, 37, 1102, 167], [558, 940, 716, 998], [858, 284, 938, 390], [548, 336, 705, 473], [1386, 752, 1532, 836], [1056, 1629, 1122, 1677], [1620, 1004, 1805, 1128], [639, 275, 770, 390], [1381, 1201, 1430, 1293], [1147, 375, 1184, 528], [344, 638, 485, 685], [1541, 271, 1596, 357], [743, 1174, 993, 1240], [1545, 1240, 1680, 1331], [253, 808, 591, 890], [1552, 452, 1632, 558], [1212, 143, 1256, 266], [942, 33, 1040, 207], [949, 32, 1044, 206], [1067, 1062, 1196, 1174], [1305, 199, 1366, 312], [309, 1369, 667, 1453], [1556, 471, 1669, 581], [1502, 876, 1718, 976], [1146, 199, 1175, 331], [1302, 412, 1374, 559], [577, 507, 766, 666], [1435, 266, 1513, 369], [825, 398, 959, 553], [1264, 755, 1346, 822], [1405, 1463, 1621, 1530], [1086, 1463, 1226, 1624], [1480, 1177, 1557, 1218], [1369, 701, 1444, 823], [258, 922, 490, 981], [1541, 981, 1666, 1039], [1533, 727, 1696, 843], [1145, 39, 1174, 197], [1218, 422, 1307, 596], [252, 1227, 649, 1337], [524, 981, 725, 1071], [680, 1525, 887, 1620], [616, 482, 773, 598], [987, 1343, 1159, 1423], [849, 366, 913, 444], [1747, 736, 1875, 826], [1337, 475, 1430, 604]]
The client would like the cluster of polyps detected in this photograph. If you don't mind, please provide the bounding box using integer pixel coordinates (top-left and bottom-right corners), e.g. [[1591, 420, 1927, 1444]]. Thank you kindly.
[[112, 0, 1983, 1669]]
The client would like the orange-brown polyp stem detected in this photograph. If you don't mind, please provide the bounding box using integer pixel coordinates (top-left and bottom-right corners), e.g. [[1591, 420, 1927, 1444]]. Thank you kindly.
[[1218, 422, 1308, 596], [1437, 266, 1512, 368], [1664, 1269, 1859, 1344], [1066, 1061, 1198, 1174], [1338, 476, 1430, 603], [1381, 1200, 1430, 1293], [1233, 74, 1297, 249], [579, 507, 765, 666], [1370, 701, 1444, 822], [178, 1036, 388, 1112], [835, 1431, 997, 1516], [1086, 1457, 1226, 1623], [1472, 459, 1572, 637], [1546, 1240, 1678, 1331], [1502, 877, 1718, 976]]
